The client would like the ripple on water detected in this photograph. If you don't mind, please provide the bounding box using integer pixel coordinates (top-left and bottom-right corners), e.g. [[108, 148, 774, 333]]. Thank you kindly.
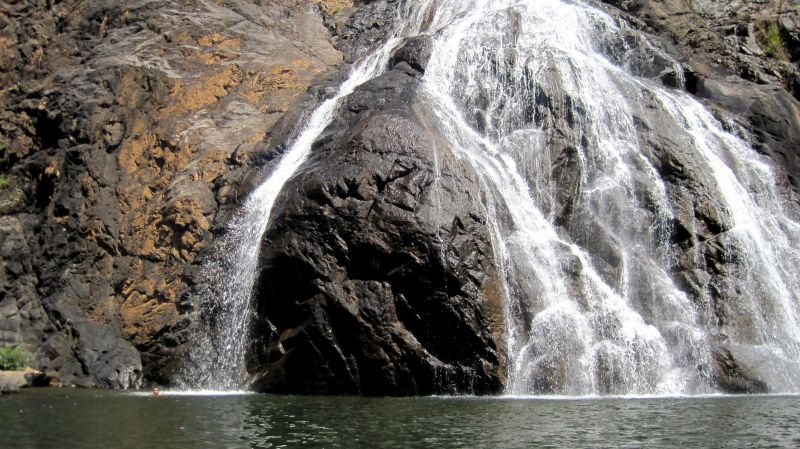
[[2, 389, 799, 448]]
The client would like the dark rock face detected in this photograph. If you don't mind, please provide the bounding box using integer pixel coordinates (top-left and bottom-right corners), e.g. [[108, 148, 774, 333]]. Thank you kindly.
[[695, 77, 800, 198], [389, 35, 434, 74], [711, 347, 768, 394], [336, 0, 399, 62], [247, 68, 506, 395]]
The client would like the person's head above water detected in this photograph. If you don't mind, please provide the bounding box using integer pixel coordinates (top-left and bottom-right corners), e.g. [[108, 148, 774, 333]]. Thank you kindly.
[[152, 387, 161, 397]]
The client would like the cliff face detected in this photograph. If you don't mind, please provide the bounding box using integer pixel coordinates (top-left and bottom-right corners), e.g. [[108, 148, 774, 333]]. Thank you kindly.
[[0, 0, 351, 387], [1, 0, 799, 392], [602, 0, 800, 194]]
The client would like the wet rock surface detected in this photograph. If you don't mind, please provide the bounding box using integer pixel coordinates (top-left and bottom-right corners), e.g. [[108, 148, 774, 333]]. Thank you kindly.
[[247, 66, 506, 395], [711, 347, 769, 394], [335, 0, 398, 63]]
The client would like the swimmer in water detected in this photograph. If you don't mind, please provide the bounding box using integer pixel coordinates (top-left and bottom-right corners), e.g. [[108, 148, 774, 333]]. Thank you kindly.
[[152, 387, 160, 397]]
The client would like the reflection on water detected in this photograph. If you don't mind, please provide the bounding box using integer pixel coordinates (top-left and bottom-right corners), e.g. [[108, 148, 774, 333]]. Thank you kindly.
[[2, 389, 799, 448]]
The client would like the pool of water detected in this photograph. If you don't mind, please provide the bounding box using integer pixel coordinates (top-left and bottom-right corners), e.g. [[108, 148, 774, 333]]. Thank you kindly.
[[2, 389, 798, 448]]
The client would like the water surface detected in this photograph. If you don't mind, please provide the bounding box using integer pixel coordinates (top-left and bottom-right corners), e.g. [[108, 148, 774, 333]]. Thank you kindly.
[[2, 389, 798, 448]]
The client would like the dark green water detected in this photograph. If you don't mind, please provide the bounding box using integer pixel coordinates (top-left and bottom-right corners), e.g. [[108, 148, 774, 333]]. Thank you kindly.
[[1, 389, 799, 448]]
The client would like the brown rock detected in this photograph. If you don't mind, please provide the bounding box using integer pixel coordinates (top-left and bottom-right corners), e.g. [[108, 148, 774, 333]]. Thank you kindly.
[[0, 0, 349, 387]]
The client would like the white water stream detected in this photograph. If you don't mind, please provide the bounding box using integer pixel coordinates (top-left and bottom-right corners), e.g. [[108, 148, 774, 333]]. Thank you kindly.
[[183, 0, 800, 394], [179, 1, 435, 390]]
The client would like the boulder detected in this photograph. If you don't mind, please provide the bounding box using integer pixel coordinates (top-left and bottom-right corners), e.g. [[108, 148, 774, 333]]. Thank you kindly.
[[0, 370, 27, 394], [0, 368, 51, 393], [247, 67, 506, 395], [389, 35, 434, 75]]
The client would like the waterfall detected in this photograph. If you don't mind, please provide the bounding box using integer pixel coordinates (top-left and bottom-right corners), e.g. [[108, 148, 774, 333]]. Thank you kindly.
[[179, 49, 397, 390], [181, 0, 800, 395], [178, 0, 438, 390], [421, 0, 800, 394]]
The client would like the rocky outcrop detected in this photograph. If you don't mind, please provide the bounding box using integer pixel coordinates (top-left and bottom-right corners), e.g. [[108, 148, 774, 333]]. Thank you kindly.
[[0, 0, 347, 387], [246, 47, 506, 395], [711, 347, 769, 394], [601, 0, 800, 196]]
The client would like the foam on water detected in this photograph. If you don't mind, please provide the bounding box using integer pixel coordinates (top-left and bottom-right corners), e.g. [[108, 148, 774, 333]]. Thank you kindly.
[[126, 390, 255, 397]]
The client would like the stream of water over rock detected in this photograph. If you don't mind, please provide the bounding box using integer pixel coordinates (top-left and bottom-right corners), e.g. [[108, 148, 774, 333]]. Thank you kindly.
[[177, 1, 435, 390], [182, 0, 800, 395]]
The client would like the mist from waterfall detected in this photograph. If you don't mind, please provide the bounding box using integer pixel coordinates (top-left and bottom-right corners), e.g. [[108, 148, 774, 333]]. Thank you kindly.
[[180, 0, 800, 395]]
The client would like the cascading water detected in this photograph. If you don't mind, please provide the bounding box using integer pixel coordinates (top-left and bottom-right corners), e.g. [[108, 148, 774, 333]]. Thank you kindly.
[[421, 0, 800, 394], [178, 1, 439, 390], [178, 50, 397, 390], [182, 0, 800, 395]]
